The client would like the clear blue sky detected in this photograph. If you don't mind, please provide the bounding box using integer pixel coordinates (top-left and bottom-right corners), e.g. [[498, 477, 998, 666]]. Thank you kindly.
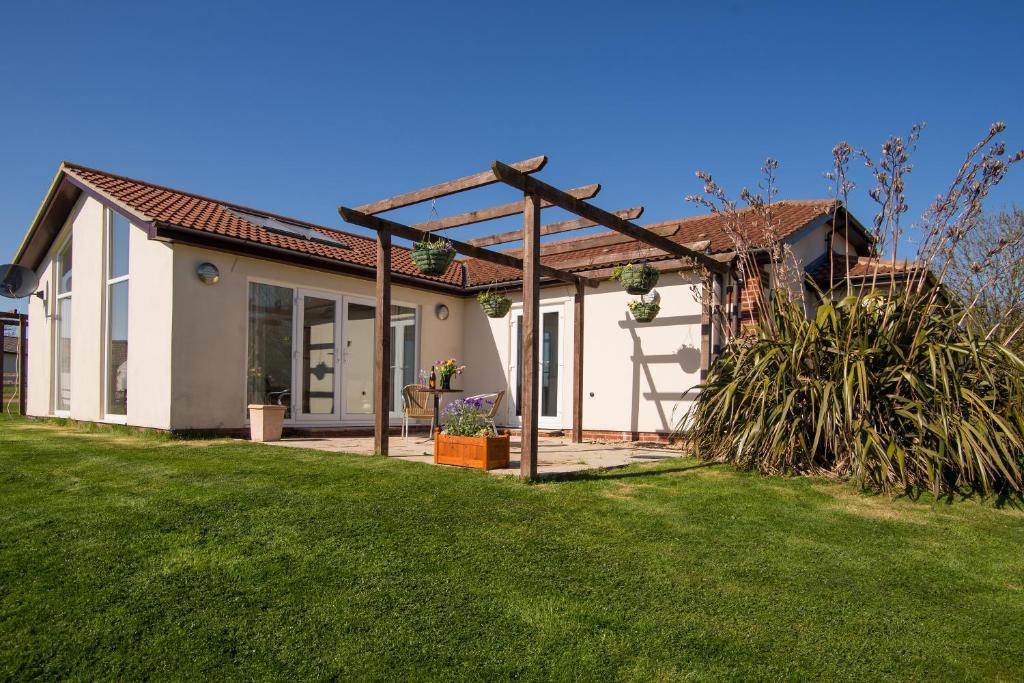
[[2, 0, 1022, 312]]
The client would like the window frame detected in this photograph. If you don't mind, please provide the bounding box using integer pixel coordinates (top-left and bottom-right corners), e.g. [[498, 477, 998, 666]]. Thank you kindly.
[[51, 236, 73, 416], [243, 276, 422, 426], [102, 208, 130, 423]]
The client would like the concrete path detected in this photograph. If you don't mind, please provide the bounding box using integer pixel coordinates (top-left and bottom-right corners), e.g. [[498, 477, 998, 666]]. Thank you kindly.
[[263, 435, 682, 477]]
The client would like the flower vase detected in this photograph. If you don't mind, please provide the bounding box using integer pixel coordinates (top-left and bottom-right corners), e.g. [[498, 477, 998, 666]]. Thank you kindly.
[[441, 375, 452, 390]]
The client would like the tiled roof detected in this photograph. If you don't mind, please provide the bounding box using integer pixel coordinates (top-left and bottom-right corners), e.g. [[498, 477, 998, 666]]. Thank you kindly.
[[806, 253, 925, 288], [59, 163, 842, 292], [465, 200, 839, 286], [62, 163, 465, 286]]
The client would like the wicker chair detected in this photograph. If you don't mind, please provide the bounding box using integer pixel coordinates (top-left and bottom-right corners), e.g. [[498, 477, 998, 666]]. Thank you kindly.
[[401, 384, 435, 440], [465, 390, 505, 432]]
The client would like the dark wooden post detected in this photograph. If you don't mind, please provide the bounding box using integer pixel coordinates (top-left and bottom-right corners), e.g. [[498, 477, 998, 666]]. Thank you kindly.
[[0, 320, 6, 410], [731, 273, 742, 338], [699, 271, 712, 380], [18, 314, 27, 416], [572, 280, 584, 443], [520, 193, 541, 479], [374, 230, 392, 455]]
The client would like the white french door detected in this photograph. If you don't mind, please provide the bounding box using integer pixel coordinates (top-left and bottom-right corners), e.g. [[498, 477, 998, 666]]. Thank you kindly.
[[340, 297, 418, 421], [510, 303, 566, 429], [295, 290, 341, 422]]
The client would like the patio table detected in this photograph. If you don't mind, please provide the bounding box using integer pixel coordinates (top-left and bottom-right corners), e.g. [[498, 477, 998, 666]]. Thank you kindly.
[[423, 388, 463, 439]]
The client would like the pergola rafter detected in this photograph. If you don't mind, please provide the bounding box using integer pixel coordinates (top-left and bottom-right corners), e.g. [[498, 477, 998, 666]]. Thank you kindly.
[[466, 207, 644, 248], [412, 184, 601, 232], [338, 156, 735, 479]]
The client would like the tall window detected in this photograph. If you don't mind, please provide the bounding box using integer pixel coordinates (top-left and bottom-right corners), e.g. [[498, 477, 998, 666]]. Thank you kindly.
[[105, 210, 130, 416], [54, 239, 73, 412], [248, 283, 294, 416]]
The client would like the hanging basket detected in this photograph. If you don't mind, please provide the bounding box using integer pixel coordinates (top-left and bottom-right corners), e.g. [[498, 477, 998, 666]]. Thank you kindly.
[[613, 263, 660, 295], [410, 242, 456, 276], [478, 293, 512, 318], [628, 301, 660, 323]]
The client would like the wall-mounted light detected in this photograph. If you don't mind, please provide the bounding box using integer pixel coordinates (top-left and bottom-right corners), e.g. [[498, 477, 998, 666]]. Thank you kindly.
[[196, 262, 220, 285], [435, 303, 450, 320]]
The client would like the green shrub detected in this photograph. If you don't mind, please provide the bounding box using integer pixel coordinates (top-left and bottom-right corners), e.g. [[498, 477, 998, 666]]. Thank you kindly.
[[681, 288, 1024, 495]]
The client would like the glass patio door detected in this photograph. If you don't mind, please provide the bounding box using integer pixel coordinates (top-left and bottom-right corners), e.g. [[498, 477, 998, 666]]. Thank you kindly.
[[296, 291, 340, 421], [343, 299, 418, 419], [511, 305, 565, 429]]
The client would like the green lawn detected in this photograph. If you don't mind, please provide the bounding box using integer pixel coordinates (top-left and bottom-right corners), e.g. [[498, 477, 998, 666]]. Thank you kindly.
[[1, 417, 1022, 681]]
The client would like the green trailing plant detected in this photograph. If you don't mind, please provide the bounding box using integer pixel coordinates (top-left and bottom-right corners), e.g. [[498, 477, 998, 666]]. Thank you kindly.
[[477, 291, 512, 318], [410, 238, 456, 276], [611, 262, 660, 294], [678, 122, 1024, 495], [627, 300, 660, 322]]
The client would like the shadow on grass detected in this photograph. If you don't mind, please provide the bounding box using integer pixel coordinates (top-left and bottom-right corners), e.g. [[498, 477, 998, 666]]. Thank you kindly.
[[545, 460, 721, 483]]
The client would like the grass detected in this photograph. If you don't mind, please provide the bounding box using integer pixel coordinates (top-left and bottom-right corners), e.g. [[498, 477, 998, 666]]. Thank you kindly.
[[1, 417, 1023, 681]]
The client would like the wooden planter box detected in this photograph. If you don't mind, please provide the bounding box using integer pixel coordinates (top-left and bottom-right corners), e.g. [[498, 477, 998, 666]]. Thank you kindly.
[[434, 431, 510, 470]]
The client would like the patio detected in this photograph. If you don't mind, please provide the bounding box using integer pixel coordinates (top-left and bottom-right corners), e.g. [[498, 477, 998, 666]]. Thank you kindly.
[[264, 434, 681, 478]]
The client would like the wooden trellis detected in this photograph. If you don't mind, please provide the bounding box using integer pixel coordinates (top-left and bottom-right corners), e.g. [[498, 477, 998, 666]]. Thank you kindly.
[[338, 156, 733, 480]]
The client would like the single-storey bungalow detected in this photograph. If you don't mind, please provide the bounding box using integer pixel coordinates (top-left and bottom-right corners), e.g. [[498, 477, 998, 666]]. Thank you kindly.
[[11, 162, 873, 439]]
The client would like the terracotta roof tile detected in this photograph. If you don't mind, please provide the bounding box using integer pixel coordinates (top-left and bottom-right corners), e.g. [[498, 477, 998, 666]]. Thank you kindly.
[[59, 163, 844, 292], [465, 200, 839, 286], [62, 163, 465, 286]]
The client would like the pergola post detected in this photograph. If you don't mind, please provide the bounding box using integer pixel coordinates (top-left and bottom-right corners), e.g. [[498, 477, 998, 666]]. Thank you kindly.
[[572, 280, 584, 443], [374, 229, 392, 455], [731, 272, 742, 338], [520, 192, 541, 479], [19, 314, 28, 416]]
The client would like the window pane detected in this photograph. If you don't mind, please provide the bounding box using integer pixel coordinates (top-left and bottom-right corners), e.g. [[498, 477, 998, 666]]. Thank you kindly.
[[106, 281, 129, 415], [388, 306, 417, 413], [247, 283, 293, 417], [344, 303, 375, 415], [301, 296, 336, 415], [109, 211, 130, 279], [515, 315, 522, 416], [542, 311, 559, 417], [56, 297, 72, 411], [58, 242, 72, 294]]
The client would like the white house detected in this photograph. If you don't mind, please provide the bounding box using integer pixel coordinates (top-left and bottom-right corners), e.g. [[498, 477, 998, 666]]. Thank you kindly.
[[11, 162, 872, 439]]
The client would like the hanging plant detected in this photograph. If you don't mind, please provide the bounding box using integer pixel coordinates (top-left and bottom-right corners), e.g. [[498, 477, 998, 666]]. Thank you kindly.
[[477, 291, 512, 318], [610, 262, 660, 295], [410, 238, 456, 276], [628, 299, 660, 323]]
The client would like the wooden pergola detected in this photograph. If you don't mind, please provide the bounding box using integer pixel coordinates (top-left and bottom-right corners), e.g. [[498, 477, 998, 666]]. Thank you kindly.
[[338, 156, 736, 480]]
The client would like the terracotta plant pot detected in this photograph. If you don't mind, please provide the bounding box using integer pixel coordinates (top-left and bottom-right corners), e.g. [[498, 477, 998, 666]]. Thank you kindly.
[[629, 302, 661, 323], [478, 295, 512, 318], [248, 404, 287, 442], [410, 245, 455, 276], [618, 264, 660, 295], [434, 431, 510, 470]]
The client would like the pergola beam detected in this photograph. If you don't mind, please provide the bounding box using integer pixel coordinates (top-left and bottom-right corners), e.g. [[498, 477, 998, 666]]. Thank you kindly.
[[466, 207, 644, 248], [491, 160, 730, 275], [337, 206, 599, 289], [412, 184, 601, 232], [355, 155, 548, 215]]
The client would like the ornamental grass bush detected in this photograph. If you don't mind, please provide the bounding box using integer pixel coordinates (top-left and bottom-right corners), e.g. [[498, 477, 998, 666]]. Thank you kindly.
[[685, 288, 1024, 494], [677, 122, 1024, 495]]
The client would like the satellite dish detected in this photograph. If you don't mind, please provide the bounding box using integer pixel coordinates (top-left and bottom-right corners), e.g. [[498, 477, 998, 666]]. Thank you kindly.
[[0, 264, 40, 299]]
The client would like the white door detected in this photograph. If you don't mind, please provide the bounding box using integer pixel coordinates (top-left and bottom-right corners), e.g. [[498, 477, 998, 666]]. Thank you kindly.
[[342, 299, 376, 419], [342, 299, 419, 420], [295, 291, 341, 421], [510, 304, 565, 429]]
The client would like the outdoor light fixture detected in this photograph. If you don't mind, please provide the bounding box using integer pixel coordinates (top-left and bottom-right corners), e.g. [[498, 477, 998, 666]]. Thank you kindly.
[[435, 303, 450, 320], [196, 262, 220, 285]]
